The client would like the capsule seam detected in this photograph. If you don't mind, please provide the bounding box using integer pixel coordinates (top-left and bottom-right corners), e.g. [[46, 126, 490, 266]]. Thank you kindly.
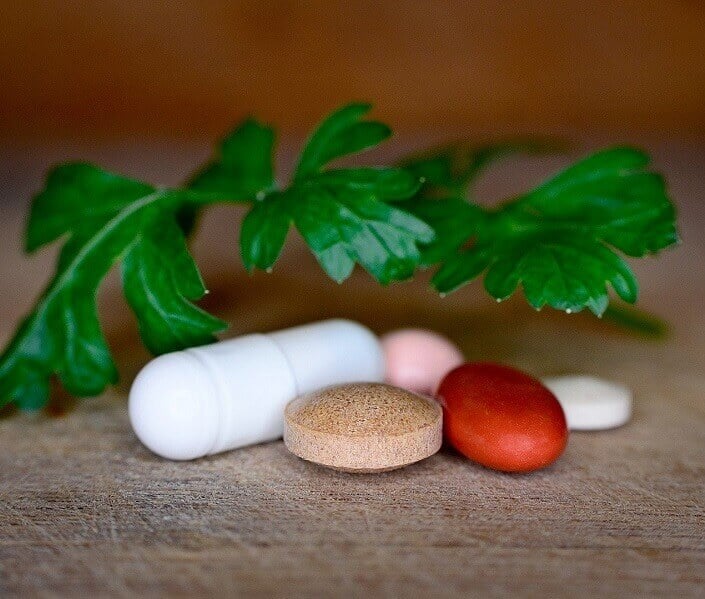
[[186, 348, 228, 456], [266, 334, 302, 396]]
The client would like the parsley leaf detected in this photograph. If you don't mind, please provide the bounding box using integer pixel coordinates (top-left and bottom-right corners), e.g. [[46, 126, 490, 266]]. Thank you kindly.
[[400, 138, 561, 197], [239, 190, 291, 271], [0, 104, 430, 409], [429, 147, 678, 314], [122, 218, 226, 354], [294, 102, 391, 179], [398, 139, 560, 266], [291, 176, 433, 283], [0, 165, 227, 409], [0, 105, 680, 411], [239, 103, 433, 284], [177, 119, 276, 235], [398, 197, 485, 267], [189, 119, 276, 198]]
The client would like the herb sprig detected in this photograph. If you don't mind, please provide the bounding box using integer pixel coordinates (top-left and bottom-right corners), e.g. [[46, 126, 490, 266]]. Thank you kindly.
[[0, 103, 678, 409], [401, 145, 677, 313]]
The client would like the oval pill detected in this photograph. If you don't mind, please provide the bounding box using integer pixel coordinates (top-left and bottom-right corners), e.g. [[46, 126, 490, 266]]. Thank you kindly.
[[129, 319, 385, 460], [381, 328, 464, 396], [284, 382, 442, 472], [437, 362, 568, 473], [542, 375, 632, 430]]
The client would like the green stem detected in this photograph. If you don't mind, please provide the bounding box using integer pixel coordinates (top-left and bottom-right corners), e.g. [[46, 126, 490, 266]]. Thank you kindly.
[[602, 304, 668, 338]]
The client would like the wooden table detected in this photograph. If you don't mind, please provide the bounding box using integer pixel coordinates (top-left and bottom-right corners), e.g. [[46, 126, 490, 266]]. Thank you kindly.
[[1, 140, 704, 597]]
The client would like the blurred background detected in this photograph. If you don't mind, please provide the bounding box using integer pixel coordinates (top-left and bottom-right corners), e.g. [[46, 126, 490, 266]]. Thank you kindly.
[[1, 1, 704, 347], [2, 0, 704, 139]]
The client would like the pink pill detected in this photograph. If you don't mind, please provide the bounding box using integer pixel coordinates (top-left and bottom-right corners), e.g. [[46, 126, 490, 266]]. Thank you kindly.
[[381, 329, 464, 396]]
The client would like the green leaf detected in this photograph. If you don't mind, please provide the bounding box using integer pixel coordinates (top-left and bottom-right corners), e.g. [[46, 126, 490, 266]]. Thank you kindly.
[[521, 148, 677, 256], [295, 103, 391, 179], [241, 173, 431, 284], [240, 192, 291, 271], [243, 104, 429, 284], [2, 103, 682, 412], [431, 147, 678, 315], [481, 234, 637, 313], [310, 168, 419, 200], [122, 219, 227, 355], [292, 181, 434, 284], [0, 165, 222, 409], [2, 106, 419, 409], [26, 163, 154, 252], [396, 140, 561, 269], [398, 197, 485, 266], [189, 118, 275, 199], [400, 138, 561, 197]]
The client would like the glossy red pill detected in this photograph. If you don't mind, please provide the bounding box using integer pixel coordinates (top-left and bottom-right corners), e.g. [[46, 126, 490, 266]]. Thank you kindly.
[[437, 362, 568, 472]]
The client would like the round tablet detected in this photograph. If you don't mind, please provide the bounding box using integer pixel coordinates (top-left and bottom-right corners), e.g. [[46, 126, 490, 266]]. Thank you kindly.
[[542, 375, 632, 430], [381, 329, 464, 396], [284, 383, 442, 472]]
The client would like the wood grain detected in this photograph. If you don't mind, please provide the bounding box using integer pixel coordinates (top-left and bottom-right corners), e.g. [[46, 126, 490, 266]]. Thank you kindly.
[[0, 140, 704, 597]]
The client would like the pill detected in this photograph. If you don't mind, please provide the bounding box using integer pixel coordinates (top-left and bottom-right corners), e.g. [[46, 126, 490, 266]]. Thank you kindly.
[[542, 375, 632, 430], [129, 319, 385, 460], [437, 362, 568, 473], [381, 328, 464, 396], [284, 383, 442, 472]]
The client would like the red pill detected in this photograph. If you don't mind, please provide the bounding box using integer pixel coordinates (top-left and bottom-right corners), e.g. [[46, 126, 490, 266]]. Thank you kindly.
[[437, 363, 568, 472]]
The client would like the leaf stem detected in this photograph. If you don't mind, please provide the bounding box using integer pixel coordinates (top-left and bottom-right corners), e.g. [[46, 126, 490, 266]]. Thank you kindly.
[[601, 304, 668, 338]]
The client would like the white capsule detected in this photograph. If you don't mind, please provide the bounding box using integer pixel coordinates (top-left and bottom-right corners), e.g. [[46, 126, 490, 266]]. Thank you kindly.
[[129, 319, 385, 460], [542, 375, 632, 431]]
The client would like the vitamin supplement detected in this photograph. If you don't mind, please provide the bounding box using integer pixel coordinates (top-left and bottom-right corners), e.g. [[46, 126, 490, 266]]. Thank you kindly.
[[129, 319, 385, 460], [542, 375, 632, 430], [284, 383, 442, 472], [381, 328, 464, 395], [437, 363, 568, 472]]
